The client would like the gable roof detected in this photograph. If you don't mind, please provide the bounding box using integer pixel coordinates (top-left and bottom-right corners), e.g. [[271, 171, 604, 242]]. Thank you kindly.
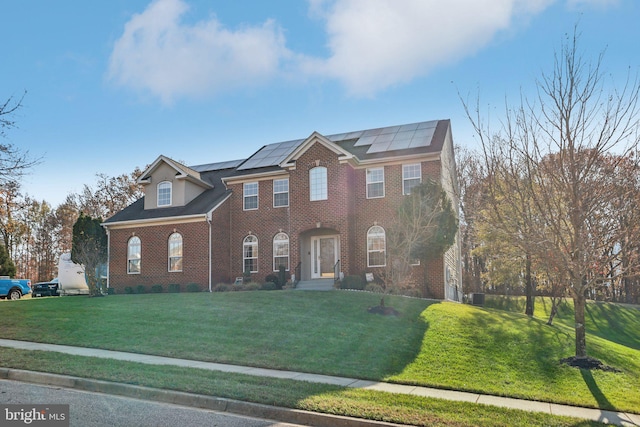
[[103, 161, 236, 225], [228, 119, 450, 178], [138, 155, 213, 189], [103, 119, 451, 225], [280, 131, 355, 168]]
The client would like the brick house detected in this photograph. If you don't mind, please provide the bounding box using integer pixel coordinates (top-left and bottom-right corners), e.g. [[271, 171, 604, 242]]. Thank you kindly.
[[102, 119, 462, 301]]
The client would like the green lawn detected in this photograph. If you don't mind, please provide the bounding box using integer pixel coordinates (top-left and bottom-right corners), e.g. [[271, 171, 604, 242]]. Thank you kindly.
[[1, 291, 638, 415]]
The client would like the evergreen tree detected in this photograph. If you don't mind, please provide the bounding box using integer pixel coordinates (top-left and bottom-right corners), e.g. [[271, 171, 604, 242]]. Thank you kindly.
[[71, 213, 107, 295], [0, 243, 16, 277]]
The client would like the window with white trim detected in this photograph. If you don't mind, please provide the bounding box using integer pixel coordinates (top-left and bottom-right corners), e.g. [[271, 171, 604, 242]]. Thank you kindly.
[[157, 181, 172, 207], [168, 233, 183, 272], [366, 167, 385, 198], [273, 178, 289, 207], [309, 166, 328, 201], [402, 164, 421, 195], [273, 232, 289, 271], [127, 236, 141, 274], [243, 235, 258, 273], [243, 182, 258, 210], [367, 226, 386, 267]]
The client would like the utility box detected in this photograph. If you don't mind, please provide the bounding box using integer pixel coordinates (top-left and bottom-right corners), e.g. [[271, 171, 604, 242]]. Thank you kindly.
[[471, 293, 485, 307]]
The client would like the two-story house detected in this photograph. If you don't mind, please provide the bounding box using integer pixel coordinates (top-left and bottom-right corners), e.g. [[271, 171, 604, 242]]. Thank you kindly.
[[102, 119, 462, 301]]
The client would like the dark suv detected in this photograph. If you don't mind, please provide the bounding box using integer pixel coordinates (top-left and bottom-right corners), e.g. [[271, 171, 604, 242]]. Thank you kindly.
[[32, 279, 59, 297]]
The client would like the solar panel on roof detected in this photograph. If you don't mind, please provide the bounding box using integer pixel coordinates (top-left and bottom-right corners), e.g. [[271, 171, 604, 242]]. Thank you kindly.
[[190, 159, 243, 172], [237, 139, 303, 170], [399, 123, 419, 132]]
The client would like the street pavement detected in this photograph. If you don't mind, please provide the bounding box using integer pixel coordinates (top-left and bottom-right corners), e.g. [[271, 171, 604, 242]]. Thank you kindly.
[[0, 379, 305, 427], [0, 339, 638, 427]]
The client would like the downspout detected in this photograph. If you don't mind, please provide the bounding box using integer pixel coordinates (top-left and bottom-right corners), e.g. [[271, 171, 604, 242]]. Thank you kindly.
[[105, 227, 110, 290], [207, 213, 212, 292]]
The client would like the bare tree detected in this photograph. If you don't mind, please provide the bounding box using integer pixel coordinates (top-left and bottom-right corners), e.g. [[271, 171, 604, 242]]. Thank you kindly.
[[76, 170, 144, 219], [464, 29, 640, 360], [456, 146, 488, 294], [0, 93, 40, 187]]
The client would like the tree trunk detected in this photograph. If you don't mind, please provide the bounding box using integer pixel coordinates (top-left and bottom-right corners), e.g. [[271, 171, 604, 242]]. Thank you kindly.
[[525, 253, 534, 316], [546, 296, 560, 326], [624, 275, 633, 304], [573, 292, 587, 358]]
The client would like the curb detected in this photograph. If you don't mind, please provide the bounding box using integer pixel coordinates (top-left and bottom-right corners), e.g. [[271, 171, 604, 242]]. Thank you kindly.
[[0, 368, 403, 427]]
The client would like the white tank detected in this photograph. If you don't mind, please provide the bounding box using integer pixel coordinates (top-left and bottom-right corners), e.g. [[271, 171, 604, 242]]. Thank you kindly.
[[57, 253, 89, 295]]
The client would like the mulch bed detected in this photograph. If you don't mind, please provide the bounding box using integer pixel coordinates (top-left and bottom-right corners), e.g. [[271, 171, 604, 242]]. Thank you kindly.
[[560, 356, 621, 372]]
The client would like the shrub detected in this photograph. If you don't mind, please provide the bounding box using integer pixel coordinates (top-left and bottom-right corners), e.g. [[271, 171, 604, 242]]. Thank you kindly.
[[186, 283, 201, 293], [265, 274, 279, 288], [260, 281, 277, 291], [340, 275, 365, 290], [124, 286, 134, 294], [243, 282, 261, 291], [107, 288, 116, 295], [278, 265, 287, 289], [168, 283, 180, 293], [213, 283, 230, 292], [365, 283, 385, 294], [136, 285, 147, 294], [151, 284, 163, 293]]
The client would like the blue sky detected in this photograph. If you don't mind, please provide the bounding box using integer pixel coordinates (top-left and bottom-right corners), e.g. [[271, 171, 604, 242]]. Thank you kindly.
[[2, 0, 638, 207]]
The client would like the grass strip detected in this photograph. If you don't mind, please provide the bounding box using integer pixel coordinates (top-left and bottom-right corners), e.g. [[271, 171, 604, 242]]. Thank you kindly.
[[2, 292, 638, 413], [0, 348, 605, 427]]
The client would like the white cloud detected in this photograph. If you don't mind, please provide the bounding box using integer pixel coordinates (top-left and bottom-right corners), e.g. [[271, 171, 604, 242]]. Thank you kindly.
[[301, 0, 559, 97], [108, 0, 290, 104], [109, 0, 618, 101]]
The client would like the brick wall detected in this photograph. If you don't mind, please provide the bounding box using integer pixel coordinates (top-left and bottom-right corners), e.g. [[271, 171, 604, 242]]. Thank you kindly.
[[108, 142, 454, 299], [108, 220, 210, 292]]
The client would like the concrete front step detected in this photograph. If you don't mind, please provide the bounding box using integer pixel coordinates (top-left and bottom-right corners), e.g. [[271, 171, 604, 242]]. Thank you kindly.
[[295, 279, 335, 291]]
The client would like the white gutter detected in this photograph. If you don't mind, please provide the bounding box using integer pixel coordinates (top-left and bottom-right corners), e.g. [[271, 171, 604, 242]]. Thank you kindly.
[[101, 213, 208, 229], [207, 213, 212, 292], [105, 228, 110, 290]]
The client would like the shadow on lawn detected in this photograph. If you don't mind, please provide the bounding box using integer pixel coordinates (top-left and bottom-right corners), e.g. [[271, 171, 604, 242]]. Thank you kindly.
[[373, 299, 438, 379], [585, 303, 640, 350], [580, 369, 613, 411], [466, 307, 574, 385]]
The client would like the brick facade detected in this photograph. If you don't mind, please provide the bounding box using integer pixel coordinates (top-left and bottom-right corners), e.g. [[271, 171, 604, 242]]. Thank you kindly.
[[108, 221, 210, 292], [104, 120, 462, 301]]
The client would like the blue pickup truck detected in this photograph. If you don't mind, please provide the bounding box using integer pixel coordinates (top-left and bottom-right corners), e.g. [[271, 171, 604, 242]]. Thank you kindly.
[[0, 276, 32, 300]]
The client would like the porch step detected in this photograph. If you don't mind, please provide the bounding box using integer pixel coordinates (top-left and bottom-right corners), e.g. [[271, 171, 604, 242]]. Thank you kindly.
[[295, 279, 335, 291]]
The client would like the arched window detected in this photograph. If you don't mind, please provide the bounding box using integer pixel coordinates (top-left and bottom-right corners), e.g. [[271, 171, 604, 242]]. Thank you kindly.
[[309, 166, 327, 201], [157, 181, 172, 207], [273, 232, 289, 271], [127, 236, 141, 274], [367, 226, 386, 267], [168, 233, 183, 272], [243, 235, 258, 273]]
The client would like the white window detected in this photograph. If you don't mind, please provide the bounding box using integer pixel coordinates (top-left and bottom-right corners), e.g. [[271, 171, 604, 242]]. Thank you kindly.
[[127, 236, 141, 274], [273, 232, 289, 271], [157, 181, 172, 207], [367, 226, 386, 267], [168, 233, 183, 272], [243, 235, 258, 273], [403, 164, 421, 195], [366, 167, 385, 198], [310, 166, 327, 201], [273, 178, 289, 207], [243, 182, 258, 210]]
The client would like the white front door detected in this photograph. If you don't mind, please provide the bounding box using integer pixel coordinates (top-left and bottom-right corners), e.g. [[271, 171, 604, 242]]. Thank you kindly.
[[311, 236, 339, 279]]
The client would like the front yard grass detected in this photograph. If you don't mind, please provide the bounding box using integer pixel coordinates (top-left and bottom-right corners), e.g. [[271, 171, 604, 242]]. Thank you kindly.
[[0, 347, 604, 427], [1, 291, 639, 415]]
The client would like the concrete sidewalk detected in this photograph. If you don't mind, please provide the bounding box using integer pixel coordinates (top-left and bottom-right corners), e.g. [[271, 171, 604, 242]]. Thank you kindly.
[[1, 339, 638, 426]]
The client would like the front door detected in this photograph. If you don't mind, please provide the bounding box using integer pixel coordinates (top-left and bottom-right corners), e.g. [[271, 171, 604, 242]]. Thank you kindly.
[[311, 236, 338, 279]]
